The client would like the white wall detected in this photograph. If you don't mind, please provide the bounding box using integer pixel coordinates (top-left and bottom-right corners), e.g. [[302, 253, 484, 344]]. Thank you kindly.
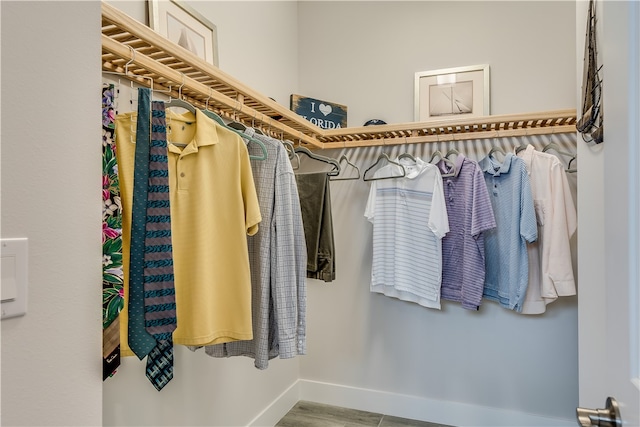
[[297, 1, 576, 127], [0, 1, 103, 426], [297, 2, 579, 424], [578, 2, 640, 425], [0, 1, 584, 426], [575, 0, 607, 410], [101, 2, 302, 427], [191, 1, 299, 108]]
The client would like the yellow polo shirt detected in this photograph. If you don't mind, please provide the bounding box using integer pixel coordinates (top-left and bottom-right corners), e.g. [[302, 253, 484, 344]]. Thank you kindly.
[[115, 108, 261, 355]]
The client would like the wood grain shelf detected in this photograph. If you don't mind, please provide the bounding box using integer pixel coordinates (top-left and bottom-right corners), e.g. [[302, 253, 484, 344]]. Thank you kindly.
[[101, 2, 576, 150]]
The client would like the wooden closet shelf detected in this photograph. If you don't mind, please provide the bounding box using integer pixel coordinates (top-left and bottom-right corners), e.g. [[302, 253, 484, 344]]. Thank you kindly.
[[318, 110, 577, 148], [101, 1, 577, 150]]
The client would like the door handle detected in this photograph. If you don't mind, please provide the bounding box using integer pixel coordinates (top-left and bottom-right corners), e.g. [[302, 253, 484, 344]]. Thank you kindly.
[[576, 397, 622, 427]]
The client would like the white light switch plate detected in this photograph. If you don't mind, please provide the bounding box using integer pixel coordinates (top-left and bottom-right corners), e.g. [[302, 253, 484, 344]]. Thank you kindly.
[[1, 238, 28, 319]]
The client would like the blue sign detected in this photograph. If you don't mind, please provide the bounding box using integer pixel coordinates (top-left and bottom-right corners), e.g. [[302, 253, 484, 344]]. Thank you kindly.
[[290, 94, 347, 130]]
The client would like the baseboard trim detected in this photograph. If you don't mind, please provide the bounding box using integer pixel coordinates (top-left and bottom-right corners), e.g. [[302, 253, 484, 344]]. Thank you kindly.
[[247, 379, 575, 427], [247, 381, 300, 427]]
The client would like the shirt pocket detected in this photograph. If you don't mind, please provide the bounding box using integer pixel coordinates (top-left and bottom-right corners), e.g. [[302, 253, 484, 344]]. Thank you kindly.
[[533, 199, 547, 227]]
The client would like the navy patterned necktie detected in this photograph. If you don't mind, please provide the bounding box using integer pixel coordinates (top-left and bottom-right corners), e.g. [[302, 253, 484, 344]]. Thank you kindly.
[[143, 101, 176, 391]]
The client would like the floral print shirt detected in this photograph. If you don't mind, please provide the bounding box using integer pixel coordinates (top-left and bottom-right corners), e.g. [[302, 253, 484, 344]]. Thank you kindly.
[[102, 85, 124, 329]]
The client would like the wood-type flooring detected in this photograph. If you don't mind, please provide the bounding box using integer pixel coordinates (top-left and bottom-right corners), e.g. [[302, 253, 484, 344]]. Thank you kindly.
[[275, 401, 454, 427]]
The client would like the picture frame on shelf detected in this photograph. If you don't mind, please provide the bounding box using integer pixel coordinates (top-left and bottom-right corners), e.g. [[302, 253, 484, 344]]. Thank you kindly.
[[414, 64, 490, 121], [148, 0, 219, 66]]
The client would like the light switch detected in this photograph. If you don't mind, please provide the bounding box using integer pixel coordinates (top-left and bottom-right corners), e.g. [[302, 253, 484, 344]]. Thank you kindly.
[[1, 238, 28, 319], [1, 255, 18, 301]]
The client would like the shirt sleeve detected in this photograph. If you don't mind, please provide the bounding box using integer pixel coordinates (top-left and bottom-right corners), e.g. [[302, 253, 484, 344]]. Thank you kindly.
[[428, 167, 450, 239], [470, 162, 497, 237], [364, 179, 377, 222], [240, 142, 262, 236], [543, 159, 577, 297], [519, 164, 538, 244], [272, 153, 307, 358], [515, 162, 538, 311]]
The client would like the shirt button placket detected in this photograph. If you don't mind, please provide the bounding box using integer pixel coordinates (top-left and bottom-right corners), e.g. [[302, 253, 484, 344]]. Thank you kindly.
[[177, 155, 187, 191]]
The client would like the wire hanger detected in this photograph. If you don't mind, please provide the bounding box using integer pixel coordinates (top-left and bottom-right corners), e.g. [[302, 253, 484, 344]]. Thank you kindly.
[[566, 156, 577, 173], [253, 112, 264, 135], [103, 46, 154, 93], [282, 138, 296, 159], [397, 136, 417, 163], [445, 147, 460, 160], [542, 138, 577, 173], [201, 88, 227, 126], [293, 136, 340, 176], [102, 46, 155, 130], [514, 129, 530, 154], [201, 93, 267, 161], [165, 73, 196, 114], [289, 143, 301, 170], [228, 101, 268, 161], [487, 135, 507, 162], [363, 139, 406, 182], [330, 140, 360, 181], [440, 133, 460, 161], [515, 144, 528, 154], [429, 149, 456, 178]]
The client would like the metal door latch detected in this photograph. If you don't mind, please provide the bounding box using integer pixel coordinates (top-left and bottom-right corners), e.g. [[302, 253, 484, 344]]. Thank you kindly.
[[576, 397, 622, 427]]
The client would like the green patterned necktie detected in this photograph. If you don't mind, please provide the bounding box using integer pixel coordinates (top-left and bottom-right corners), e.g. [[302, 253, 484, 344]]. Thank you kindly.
[[128, 87, 157, 359]]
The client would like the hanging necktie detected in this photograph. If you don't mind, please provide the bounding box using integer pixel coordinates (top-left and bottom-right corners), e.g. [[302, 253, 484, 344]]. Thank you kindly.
[[128, 88, 157, 359], [143, 101, 176, 391]]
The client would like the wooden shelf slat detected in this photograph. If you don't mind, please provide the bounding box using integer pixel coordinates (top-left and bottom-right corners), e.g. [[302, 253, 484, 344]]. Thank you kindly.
[[102, 1, 577, 150]]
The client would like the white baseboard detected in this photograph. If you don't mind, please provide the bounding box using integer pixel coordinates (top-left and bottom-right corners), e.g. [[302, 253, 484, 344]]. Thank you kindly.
[[247, 381, 300, 427], [250, 378, 576, 427]]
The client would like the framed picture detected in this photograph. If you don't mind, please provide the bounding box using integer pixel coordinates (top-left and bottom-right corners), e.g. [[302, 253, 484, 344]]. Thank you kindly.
[[148, 0, 219, 66], [414, 64, 490, 121]]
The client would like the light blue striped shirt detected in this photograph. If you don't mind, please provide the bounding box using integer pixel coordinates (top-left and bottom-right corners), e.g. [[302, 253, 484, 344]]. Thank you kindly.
[[479, 153, 537, 312]]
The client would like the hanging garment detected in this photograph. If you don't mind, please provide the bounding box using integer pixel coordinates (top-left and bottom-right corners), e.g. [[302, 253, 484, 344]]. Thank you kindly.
[[437, 154, 496, 310], [128, 88, 157, 359], [296, 172, 336, 282], [142, 101, 177, 391], [202, 128, 307, 368], [365, 158, 449, 309], [115, 108, 262, 354], [479, 153, 537, 312], [102, 84, 124, 380], [517, 145, 577, 314]]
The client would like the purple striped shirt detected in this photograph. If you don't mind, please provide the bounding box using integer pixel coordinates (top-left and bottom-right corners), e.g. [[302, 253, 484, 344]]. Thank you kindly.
[[437, 155, 496, 310]]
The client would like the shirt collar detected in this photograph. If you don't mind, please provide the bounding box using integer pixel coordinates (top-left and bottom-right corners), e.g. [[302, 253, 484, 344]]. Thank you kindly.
[[438, 153, 465, 178], [516, 144, 535, 176], [244, 126, 256, 138], [165, 108, 220, 154], [454, 154, 466, 177], [479, 152, 514, 176]]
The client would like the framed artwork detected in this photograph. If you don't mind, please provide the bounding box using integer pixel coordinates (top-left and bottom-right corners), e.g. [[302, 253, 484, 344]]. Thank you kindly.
[[148, 0, 219, 66], [414, 64, 490, 121]]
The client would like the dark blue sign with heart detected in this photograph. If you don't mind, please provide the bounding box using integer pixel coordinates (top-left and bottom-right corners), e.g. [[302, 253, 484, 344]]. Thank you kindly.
[[290, 94, 347, 130]]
